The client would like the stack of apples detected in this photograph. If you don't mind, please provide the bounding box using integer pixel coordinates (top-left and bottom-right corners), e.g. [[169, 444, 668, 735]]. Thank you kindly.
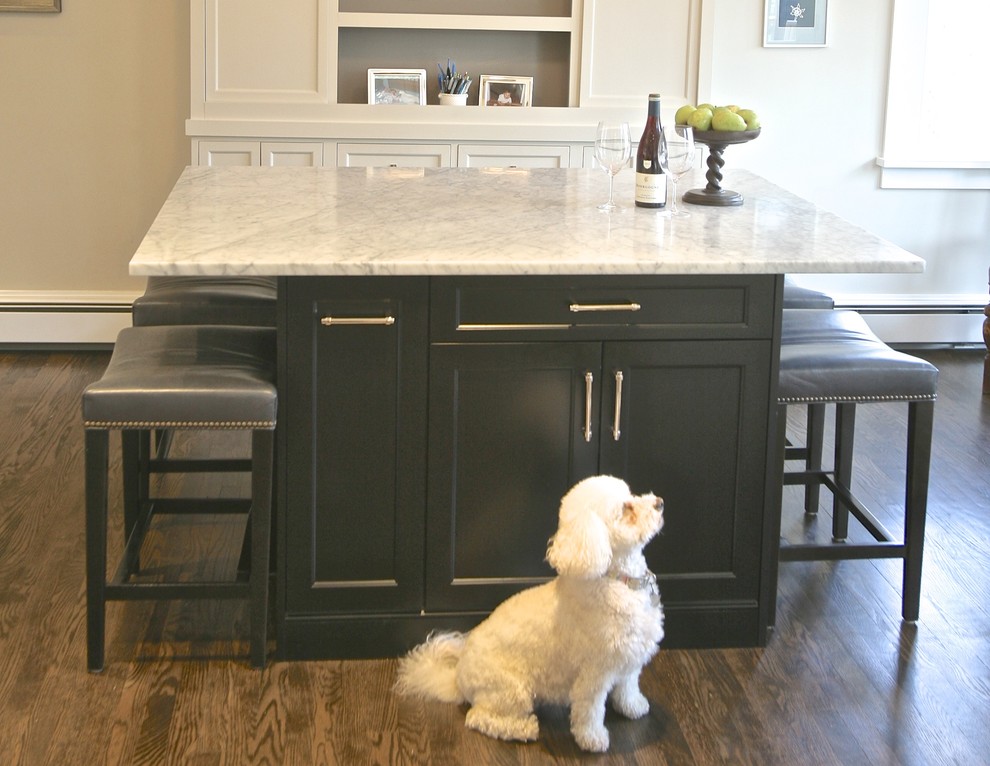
[[675, 103, 760, 132]]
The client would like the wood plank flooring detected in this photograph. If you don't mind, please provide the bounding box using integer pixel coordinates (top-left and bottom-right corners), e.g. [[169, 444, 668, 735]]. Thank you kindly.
[[0, 348, 987, 765]]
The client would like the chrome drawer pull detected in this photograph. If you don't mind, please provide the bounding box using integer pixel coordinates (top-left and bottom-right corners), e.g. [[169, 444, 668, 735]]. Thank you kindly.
[[612, 370, 624, 441], [583, 371, 594, 443], [320, 315, 396, 326], [569, 302, 642, 313]]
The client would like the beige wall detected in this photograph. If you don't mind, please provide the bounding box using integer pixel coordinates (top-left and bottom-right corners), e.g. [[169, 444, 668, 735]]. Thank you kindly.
[[0, 1, 189, 293]]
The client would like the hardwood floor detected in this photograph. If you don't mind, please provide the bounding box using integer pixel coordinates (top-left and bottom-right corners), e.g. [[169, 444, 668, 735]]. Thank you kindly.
[[0, 348, 987, 765]]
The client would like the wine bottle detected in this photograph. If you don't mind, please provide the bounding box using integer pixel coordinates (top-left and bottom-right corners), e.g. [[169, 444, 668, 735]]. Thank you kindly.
[[635, 94, 668, 209]]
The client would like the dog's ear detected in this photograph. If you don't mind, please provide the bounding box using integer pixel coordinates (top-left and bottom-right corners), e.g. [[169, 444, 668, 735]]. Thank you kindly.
[[546, 511, 611, 578]]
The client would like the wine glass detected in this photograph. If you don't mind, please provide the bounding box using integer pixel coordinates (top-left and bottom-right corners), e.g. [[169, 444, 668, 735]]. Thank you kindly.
[[594, 121, 631, 211], [660, 124, 696, 217]]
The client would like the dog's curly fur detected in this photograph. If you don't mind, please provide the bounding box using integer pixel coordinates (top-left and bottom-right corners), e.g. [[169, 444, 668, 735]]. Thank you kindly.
[[395, 475, 664, 753]]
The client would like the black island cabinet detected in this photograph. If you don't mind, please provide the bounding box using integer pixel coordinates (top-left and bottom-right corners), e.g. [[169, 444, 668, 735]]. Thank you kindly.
[[278, 274, 782, 659]]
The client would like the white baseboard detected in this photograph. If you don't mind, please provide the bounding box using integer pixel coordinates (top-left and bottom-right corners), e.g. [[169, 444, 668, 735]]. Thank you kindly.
[[0, 291, 140, 346], [0, 290, 986, 347]]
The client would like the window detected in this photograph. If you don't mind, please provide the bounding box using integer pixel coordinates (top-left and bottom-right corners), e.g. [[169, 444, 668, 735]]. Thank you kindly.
[[879, 0, 990, 189]]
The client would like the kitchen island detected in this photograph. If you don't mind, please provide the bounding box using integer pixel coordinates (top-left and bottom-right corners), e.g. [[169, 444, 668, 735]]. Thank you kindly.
[[131, 166, 924, 659]]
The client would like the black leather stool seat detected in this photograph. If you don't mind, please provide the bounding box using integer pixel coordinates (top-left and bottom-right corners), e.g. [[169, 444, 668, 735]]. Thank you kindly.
[[84, 325, 277, 428], [782, 277, 835, 310], [780, 309, 938, 403], [775, 309, 937, 623], [82, 324, 277, 671], [131, 276, 277, 327]]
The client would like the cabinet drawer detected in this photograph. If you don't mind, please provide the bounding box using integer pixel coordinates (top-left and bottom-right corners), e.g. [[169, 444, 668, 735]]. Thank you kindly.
[[336, 143, 452, 168], [431, 275, 778, 341]]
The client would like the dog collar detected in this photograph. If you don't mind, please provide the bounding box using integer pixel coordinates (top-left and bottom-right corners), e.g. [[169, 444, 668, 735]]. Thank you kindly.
[[615, 569, 661, 607]]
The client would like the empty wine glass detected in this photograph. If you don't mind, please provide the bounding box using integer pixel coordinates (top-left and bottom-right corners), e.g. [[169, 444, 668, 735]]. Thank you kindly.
[[661, 124, 696, 217], [594, 121, 631, 211]]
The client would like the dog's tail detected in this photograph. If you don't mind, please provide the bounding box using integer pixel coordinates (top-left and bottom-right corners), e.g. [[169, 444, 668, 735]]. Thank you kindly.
[[394, 631, 467, 704]]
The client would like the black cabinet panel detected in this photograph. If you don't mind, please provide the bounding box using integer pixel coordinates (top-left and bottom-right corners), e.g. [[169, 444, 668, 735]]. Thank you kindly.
[[599, 340, 772, 608], [283, 277, 428, 615], [426, 342, 601, 611]]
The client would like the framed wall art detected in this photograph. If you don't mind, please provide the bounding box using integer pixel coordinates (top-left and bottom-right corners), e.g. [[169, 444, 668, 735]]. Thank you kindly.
[[0, 0, 61, 10], [479, 76, 533, 107], [367, 69, 427, 105], [763, 0, 829, 47]]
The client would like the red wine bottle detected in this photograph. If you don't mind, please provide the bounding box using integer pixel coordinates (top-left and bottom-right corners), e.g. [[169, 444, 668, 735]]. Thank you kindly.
[[635, 94, 668, 209]]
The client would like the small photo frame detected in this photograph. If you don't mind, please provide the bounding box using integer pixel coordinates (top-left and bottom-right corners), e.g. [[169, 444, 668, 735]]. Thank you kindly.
[[763, 0, 829, 47], [368, 69, 427, 105], [479, 76, 533, 108]]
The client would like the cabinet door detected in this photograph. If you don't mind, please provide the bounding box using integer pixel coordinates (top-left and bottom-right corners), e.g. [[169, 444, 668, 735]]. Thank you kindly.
[[284, 277, 429, 614], [426, 342, 601, 611], [263, 141, 325, 166], [599, 340, 772, 643], [197, 140, 260, 166]]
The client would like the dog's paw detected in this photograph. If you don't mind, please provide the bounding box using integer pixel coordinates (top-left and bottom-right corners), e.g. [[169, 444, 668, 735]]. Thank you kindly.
[[465, 707, 539, 742], [573, 724, 610, 753], [612, 689, 650, 719]]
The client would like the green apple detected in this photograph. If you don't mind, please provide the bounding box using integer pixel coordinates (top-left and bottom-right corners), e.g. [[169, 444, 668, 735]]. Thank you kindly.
[[711, 109, 747, 131], [686, 107, 714, 131], [674, 104, 697, 125], [737, 108, 761, 130]]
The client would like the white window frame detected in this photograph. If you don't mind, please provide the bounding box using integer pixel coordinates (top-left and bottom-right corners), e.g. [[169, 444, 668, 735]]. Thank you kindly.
[[878, 0, 990, 189]]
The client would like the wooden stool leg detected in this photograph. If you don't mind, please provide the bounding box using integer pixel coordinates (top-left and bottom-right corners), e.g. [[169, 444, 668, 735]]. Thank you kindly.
[[902, 400, 934, 621], [85, 429, 109, 673], [832, 403, 856, 541], [804, 403, 826, 514], [121, 430, 151, 574], [250, 429, 274, 668]]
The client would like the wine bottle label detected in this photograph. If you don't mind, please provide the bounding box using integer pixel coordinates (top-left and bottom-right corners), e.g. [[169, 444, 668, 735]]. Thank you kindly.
[[635, 172, 667, 205]]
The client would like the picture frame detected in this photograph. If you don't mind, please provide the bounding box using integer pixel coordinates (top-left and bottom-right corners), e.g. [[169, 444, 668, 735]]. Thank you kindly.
[[763, 0, 829, 47], [367, 69, 427, 106], [479, 76, 533, 108], [0, 0, 60, 10]]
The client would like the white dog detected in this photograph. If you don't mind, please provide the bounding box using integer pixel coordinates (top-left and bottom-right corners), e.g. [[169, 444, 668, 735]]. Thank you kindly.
[[395, 475, 664, 753]]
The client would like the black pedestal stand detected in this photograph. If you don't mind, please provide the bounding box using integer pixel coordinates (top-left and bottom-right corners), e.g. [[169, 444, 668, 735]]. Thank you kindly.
[[683, 129, 760, 207]]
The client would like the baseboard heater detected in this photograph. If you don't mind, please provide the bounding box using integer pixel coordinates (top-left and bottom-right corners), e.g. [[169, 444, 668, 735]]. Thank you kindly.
[[0, 291, 140, 348], [833, 294, 987, 347]]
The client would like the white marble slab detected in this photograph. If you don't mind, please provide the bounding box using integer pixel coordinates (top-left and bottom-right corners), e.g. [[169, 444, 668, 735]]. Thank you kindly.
[[130, 166, 925, 276]]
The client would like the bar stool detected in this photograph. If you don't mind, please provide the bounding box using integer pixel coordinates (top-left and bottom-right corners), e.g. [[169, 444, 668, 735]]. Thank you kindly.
[[132, 276, 277, 327], [775, 309, 938, 621], [83, 324, 277, 670]]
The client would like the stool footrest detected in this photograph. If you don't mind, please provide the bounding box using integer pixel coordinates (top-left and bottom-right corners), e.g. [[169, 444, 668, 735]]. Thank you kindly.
[[783, 469, 897, 544], [148, 458, 253, 473], [780, 542, 907, 561], [145, 498, 253, 515], [105, 581, 251, 600]]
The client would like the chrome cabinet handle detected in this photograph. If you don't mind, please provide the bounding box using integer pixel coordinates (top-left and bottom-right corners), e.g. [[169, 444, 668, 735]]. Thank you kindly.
[[612, 370, 624, 441], [320, 315, 395, 326], [583, 372, 594, 443], [569, 302, 641, 313]]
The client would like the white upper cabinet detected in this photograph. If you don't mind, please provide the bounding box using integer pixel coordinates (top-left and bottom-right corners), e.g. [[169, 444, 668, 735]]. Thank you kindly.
[[191, 0, 711, 125]]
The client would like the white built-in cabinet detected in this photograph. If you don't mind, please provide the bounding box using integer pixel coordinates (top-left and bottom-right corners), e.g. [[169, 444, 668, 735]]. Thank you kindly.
[[189, 0, 713, 166]]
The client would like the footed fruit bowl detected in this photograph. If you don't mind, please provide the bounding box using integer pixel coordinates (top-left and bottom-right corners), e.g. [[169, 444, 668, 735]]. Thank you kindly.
[[683, 128, 761, 207]]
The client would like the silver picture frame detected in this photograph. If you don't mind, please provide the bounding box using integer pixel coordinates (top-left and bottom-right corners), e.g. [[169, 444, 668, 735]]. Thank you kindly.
[[368, 69, 427, 106], [479, 76, 533, 108]]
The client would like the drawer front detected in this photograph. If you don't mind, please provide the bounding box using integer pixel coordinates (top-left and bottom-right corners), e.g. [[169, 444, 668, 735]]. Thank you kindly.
[[431, 275, 779, 341]]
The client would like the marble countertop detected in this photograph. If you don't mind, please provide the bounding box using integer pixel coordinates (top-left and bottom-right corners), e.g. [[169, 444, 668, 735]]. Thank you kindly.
[[129, 166, 925, 277]]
